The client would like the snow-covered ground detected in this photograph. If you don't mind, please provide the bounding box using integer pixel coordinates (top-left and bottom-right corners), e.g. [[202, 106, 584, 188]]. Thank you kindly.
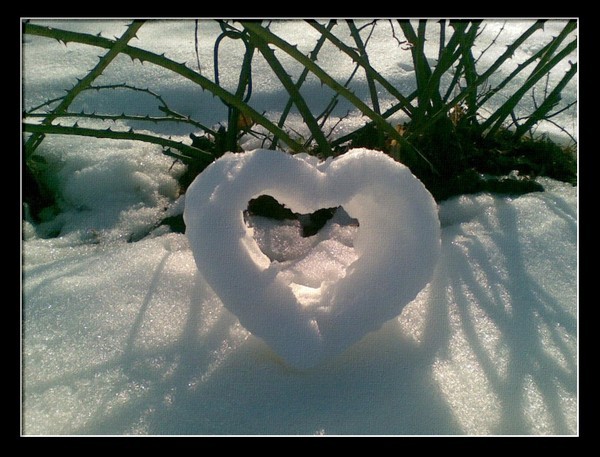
[[22, 19, 577, 435]]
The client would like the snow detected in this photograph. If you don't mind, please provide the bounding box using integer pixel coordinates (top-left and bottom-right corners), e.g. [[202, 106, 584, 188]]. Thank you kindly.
[[22, 180, 577, 435], [183, 149, 440, 368], [22, 19, 577, 435]]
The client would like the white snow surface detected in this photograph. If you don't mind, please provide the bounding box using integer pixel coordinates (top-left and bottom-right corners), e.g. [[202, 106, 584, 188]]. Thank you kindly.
[[183, 149, 441, 369], [23, 177, 577, 435], [22, 19, 578, 435]]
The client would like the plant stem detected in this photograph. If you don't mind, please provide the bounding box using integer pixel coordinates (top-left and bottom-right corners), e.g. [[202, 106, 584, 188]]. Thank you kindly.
[[482, 38, 577, 137], [410, 20, 549, 136], [246, 25, 332, 155], [307, 20, 414, 117], [398, 20, 434, 125], [514, 62, 577, 140], [24, 20, 145, 158], [271, 20, 336, 150], [241, 21, 436, 172], [457, 21, 481, 123], [23, 22, 304, 152], [347, 20, 380, 115], [23, 122, 213, 163]]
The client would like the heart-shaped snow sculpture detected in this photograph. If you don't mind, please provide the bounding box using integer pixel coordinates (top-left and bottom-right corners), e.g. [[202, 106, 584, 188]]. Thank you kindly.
[[184, 148, 440, 368]]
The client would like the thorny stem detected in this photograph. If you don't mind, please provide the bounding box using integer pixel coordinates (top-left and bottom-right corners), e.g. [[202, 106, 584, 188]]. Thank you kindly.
[[23, 22, 304, 152], [347, 20, 380, 115], [474, 21, 506, 66], [25, 83, 216, 135], [246, 25, 332, 155], [24, 20, 145, 158], [271, 20, 336, 150], [482, 38, 577, 137], [410, 20, 551, 137], [308, 20, 414, 117], [25, 111, 212, 132], [514, 62, 577, 140], [243, 21, 436, 172], [23, 122, 214, 164]]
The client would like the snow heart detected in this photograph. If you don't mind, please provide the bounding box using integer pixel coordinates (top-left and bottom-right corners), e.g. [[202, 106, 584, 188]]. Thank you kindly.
[[184, 148, 441, 368]]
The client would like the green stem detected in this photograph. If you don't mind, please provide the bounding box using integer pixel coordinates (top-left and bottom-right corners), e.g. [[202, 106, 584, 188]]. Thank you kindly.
[[457, 22, 481, 122], [271, 20, 336, 150], [476, 20, 546, 86], [398, 20, 433, 124], [23, 122, 213, 163], [23, 22, 304, 152], [482, 38, 577, 137], [477, 41, 552, 108], [525, 20, 577, 85], [241, 21, 436, 172], [347, 20, 380, 115], [245, 25, 332, 155], [24, 111, 212, 132], [411, 20, 550, 137], [24, 20, 145, 158], [478, 21, 574, 110], [420, 21, 470, 117], [307, 20, 414, 117], [514, 62, 577, 140]]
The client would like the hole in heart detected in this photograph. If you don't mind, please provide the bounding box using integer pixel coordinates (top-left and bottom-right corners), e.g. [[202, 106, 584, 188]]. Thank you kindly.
[[243, 195, 360, 307], [245, 195, 341, 237]]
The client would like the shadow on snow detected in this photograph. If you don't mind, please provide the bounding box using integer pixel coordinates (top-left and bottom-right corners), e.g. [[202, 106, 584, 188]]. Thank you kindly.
[[23, 192, 576, 435]]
